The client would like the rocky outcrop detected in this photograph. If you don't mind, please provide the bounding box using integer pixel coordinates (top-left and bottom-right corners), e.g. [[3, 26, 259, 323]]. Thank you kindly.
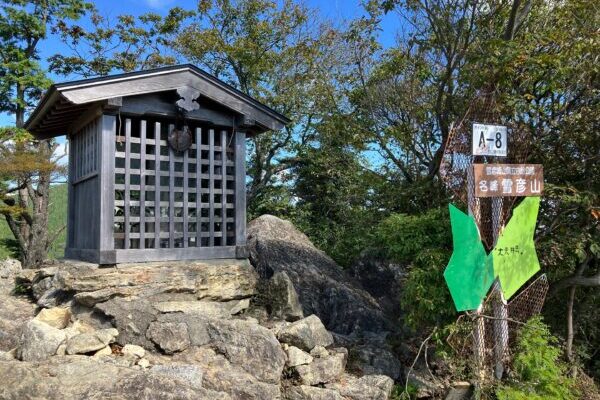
[[5, 257, 396, 400], [247, 215, 389, 337], [0, 356, 230, 400]]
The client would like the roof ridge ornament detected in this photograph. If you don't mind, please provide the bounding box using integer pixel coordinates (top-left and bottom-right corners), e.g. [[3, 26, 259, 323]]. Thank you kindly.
[[176, 86, 200, 112]]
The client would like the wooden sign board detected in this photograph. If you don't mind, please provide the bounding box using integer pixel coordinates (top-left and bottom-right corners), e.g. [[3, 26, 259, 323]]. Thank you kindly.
[[473, 164, 543, 197], [472, 123, 507, 157]]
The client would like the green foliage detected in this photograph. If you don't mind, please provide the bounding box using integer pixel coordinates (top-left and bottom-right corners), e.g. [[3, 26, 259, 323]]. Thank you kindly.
[[496, 317, 577, 400], [373, 208, 455, 330], [0, 184, 67, 260]]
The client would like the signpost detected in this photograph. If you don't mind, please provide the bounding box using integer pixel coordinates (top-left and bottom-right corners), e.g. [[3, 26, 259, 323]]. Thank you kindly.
[[473, 164, 544, 197], [472, 123, 507, 157]]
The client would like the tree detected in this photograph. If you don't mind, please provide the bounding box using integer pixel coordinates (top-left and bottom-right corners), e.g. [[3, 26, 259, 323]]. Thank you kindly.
[[173, 0, 347, 209], [0, 0, 90, 266]]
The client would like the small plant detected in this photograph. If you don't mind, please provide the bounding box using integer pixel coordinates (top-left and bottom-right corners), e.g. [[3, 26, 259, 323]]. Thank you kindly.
[[496, 316, 577, 400], [390, 383, 418, 400]]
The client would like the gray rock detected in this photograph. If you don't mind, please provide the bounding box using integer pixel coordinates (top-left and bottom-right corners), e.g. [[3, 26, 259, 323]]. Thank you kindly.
[[310, 345, 329, 358], [445, 382, 472, 400], [66, 328, 118, 355], [0, 277, 36, 351], [350, 254, 405, 320], [266, 271, 304, 321], [248, 215, 389, 337], [349, 344, 402, 380], [153, 299, 250, 318], [277, 315, 334, 351], [284, 385, 344, 400], [176, 347, 281, 400], [207, 318, 286, 384], [285, 345, 313, 367], [406, 368, 445, 398], [34, 307, 71, 329], [121, 344, 145, 358], [327, 374, 394, 400], [0, 355, 231, 400], [295, 351, 347, 385], [0, 259, 21, 279], [150, 364, 204, 389], [147, 321, 191, 354], [95, 297, 159, 348], [17, 319, 66, 361]]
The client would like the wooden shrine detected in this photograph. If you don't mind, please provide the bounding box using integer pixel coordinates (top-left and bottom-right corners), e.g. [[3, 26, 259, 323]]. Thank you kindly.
[[25, 65, 289, 264]]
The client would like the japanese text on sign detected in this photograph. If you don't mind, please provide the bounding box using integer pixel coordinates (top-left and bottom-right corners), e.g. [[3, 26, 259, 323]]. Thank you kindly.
[[472, 123, 507, 157], [473, 164, 543, 197]]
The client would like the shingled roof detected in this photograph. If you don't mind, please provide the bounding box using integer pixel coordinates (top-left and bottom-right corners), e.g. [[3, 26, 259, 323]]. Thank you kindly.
[[25, 64, 290, 138]]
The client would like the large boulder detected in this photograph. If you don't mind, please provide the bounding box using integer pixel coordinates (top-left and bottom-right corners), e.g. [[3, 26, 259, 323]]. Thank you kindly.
[[65, 328, 119, 355], [247, 215, 389, 337], [148, 314, 286, 385], [175, 347, 281, 400], [277, 315, 334, 352], [295, 350, 347, 385], [17, 319, 66, 361], [0, 355, 230, 400]]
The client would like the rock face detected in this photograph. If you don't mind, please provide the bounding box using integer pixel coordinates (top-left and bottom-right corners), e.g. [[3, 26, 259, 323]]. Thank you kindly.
[[248, 215, 389, 337], [350, 254, 405, 321], [265, 271, 304, 321], [295, 351, 347, 385]]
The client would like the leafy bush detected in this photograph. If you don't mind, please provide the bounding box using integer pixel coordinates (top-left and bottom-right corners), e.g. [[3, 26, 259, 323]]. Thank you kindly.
[[374, 207, 455, 330], [496, 317, 577, 400]]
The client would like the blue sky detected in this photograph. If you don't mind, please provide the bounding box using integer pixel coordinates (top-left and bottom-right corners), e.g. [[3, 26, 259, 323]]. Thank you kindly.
[[1, 0, 398, 130]]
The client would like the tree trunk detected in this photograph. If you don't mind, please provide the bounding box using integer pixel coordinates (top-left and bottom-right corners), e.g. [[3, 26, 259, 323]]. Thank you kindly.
[[566, 285, 576, 362]]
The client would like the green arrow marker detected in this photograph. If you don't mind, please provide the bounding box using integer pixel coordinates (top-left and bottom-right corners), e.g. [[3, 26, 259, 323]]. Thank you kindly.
[[444, 204, 495, 311], [492, 197, 541, 299]]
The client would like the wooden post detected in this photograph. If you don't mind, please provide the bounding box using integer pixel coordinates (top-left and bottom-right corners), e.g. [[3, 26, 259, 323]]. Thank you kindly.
[[468, 166, 486, 385], [234, 130, 247, 256], [492, 197, 509, 379], [98, 114, 116, 262]]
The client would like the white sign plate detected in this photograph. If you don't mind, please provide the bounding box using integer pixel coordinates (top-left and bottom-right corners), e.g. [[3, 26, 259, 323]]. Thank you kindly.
[[472, 123, 507, 157]]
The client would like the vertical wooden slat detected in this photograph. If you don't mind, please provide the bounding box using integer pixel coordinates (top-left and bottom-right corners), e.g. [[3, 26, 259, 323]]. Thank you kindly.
[[66, 134, 75, 250], [195, 128, 202, 246], [235, 130, 247, 248], [183, 137, 189, 248], [209, 129, 215, 246], [221, 130, 227, 245], [124, 119, 131, 249], [168, 124, 175, 248], [154, 122, 161, 248], [139, 120, 147, 250], [99, 115, 116, 254]]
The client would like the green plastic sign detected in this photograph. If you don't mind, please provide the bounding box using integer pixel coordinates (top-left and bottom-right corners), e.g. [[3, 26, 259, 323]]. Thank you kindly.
[[444, 204, 495, 311], [444, 197, 541, 311], [491, 197, 541, 299]]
